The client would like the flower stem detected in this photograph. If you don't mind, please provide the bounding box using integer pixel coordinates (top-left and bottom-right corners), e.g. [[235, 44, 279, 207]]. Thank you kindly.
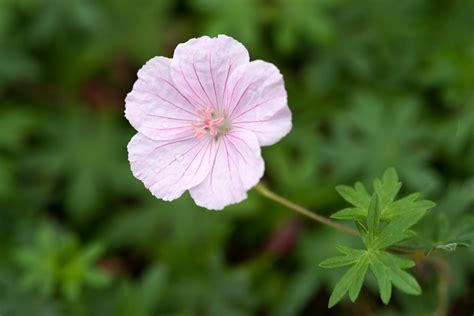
[[255, 183, 359, 236]]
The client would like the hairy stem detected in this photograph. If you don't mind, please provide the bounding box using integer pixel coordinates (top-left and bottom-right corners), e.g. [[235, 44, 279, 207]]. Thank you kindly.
[[255, 183, 358, 236]]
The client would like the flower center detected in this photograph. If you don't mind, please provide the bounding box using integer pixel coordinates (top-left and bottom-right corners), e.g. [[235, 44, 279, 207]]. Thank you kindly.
[[192, 106, 230, 139]]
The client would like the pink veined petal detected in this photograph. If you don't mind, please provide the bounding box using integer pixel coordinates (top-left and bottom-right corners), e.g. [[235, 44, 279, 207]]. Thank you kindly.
[[225, 60, 292, 146], [125, 57, 198, 141], [189, 129, 264, 210], [128, 131, 215, 201], [170, 35, 249, 112], [125, 35, 293, 210]]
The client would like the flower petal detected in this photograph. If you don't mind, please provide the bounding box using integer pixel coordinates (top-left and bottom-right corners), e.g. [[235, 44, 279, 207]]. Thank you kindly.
[[189, 129, 264, 210], [226, 60, 292, 146], [125, 57, 198, 141], [128, 132, 215, 201], [170, 35, 249, 112]]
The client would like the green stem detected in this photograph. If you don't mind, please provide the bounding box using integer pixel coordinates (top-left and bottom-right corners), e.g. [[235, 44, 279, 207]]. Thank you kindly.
[[255, 183, 359, 236]]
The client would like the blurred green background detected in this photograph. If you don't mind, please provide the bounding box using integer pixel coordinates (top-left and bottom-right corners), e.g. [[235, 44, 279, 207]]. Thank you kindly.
[[1, 0, 473, 315]]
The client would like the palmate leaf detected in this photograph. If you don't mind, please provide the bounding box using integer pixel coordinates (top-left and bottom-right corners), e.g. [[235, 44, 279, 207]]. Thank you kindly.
[[335, 182, 371, 210], [321, 248, 421, 307], [319, 245, 365, 269], [321, 168, 432, 307], [373, 167, 401, 207], [331, 168, 435, 222], [383, 192, 436, 220], [319, 247, 369, 307], [333, 182, 370, 220], [371, 208, 426, 250], [369, 251, 420, 304]]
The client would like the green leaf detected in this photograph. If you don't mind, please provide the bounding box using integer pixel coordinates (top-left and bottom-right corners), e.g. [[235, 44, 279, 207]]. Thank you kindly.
[[321, 96, 439, 193], [378, 252, 421, 295], [382, 252, 416, 269], [327, 253, 369, 308], [348, 258, 369, 302], [335, 182, 370, 209], [323, 247, 420, 307], [368, 250, 419, 304], [119, 264, 168, 316], [335, 244, 357, 255], [319, 248, 365, 268], [383, 193, 436, 220], [79, 243, 104, 264], [15, 223, 109, 301], [373, 167, 401, 209], [324, 168, 429, 307], [330, 207, 365, 220], [319, 255, 359, 268], [372, 209, 426, 249], [332, 168, 435, 222], [355, 221, 370, 247], [367, 194, 381, 242], [369, 256, 392, 304]]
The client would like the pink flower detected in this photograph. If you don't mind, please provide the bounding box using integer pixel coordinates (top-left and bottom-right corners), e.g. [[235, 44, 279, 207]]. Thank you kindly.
[[125, 35, 292, 210]]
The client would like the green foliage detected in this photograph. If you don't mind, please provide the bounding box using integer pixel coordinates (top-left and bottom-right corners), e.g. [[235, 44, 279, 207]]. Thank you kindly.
[[416, 180, 474, 255], [322, 95, 440, 194], [30, 108, 135, 221], [116, 264, 168, 316], [320, 169, 435, 307], [332, 168, 435, 222], [190, 0, 263, 52], [15, 223, 110, 301], [0, 0, 473, 315]]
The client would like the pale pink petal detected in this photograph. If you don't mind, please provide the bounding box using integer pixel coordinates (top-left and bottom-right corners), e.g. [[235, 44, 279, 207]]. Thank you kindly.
[[126, 35, 293, 210], [170, 35, 249, 112], [189, 129, 264, 210], [128, 132, 215, 201], [125, 57, 198, 141], [226, 60, 292, 146]]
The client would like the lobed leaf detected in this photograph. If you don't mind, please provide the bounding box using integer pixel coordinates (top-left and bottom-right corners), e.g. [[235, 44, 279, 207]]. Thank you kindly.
[[383, 193, 436, 220], [373, 167, 401, 209], [330, 207, 365, 220], [319, 248, 365, 268], [332, 168, 435, 223], [328, 254, 369, 308], [372, 209, 426, 249], [369, 256, 392, 304], [324, 168, 430, 307], [367, 194, 381, 242], [380, 251, 416, 269], [335, 182, 371, 209], [348, 258, 369, 302], [368, 250, 419, 304], [377, 251, 421, 295]]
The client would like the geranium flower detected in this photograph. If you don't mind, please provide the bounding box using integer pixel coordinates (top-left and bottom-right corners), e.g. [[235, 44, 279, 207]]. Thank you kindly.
[[125, 35, 292, 210]]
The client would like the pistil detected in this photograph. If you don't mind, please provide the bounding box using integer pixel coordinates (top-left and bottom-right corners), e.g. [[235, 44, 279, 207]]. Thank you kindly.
[[192, 106, 230, 139]]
